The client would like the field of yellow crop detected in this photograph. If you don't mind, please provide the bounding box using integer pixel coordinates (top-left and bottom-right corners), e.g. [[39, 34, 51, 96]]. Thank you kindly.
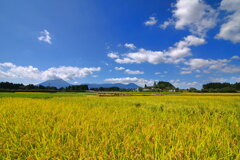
[[1, 94, 240, 159]]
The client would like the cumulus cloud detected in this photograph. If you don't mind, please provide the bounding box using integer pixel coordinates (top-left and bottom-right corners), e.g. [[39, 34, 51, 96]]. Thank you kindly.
[[125, 69, 144, 75], [38, 30, 52, 44], [124, 43, 136, 50], [216, 0, 240, 43], [232, 76, 240, 82], [170, 79, 200, 89], [166, 35, 206, 59], [115, 48, 165, 64], [209, 77, 227, 82], [195, 75, 202, 78], [0, 70, 16, 78], [180, 70, 192, 74], [231, 56, 240, 60], [220, 65, 240, 73], [161, 0, 217, 36], [114, 66, 144, 75], [41, 66, 101, 81], [184, 58, 229, 70], [114, 67, 125, 71], [104, 77, 154, 87], [0, 62, 101, 81], [182, 58, 240, 74], [144, 16, 157, 26], [111, 35, 205, 64], [107, 52, 119, 59], [92, 75, 98, 78], [0, 62, 16, 68], [160, 19, 173, 29], [154, 72, 167, 77]]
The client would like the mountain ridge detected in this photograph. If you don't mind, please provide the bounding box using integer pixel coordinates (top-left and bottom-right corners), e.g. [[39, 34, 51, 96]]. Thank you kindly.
[[38, 79, 71, 88], [83, 83, 139, 89], [38, 79, 139, 89]]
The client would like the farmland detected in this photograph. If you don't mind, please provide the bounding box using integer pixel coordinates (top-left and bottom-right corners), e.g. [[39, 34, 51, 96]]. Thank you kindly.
[[0, 92, 240, 159]]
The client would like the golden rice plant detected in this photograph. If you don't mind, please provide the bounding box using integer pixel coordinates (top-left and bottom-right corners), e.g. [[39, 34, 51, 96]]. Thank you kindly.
[[0, 95, 240, 159]]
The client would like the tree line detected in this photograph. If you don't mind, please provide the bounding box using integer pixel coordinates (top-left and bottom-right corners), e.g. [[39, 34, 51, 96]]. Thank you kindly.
[[202, 82, 240, 93], [0, 82, 123, 92], [0, 82, 89, 92], [0, 81, 240, 92], [141, 81, 177, 91], [142, 81, 240, 93]]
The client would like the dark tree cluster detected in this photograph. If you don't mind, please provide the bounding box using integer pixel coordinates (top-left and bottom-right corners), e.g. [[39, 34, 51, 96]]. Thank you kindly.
[[0, 82, 89, 92], [145, 81, 175, 91], [0, 81, 126, 92], [90, 87, 120, 91], [66, 85, 89, 91], [0, 82, 57, 92], [0, 82, 25, 89], [202, 82, 240, 93]]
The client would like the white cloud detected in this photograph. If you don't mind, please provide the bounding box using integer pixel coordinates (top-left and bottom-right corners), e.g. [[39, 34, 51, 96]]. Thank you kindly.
[[170, 79, 200, 89], [162, 0, 217, 36], [183, 58, 240, 74], [112, 35, 205, 64], [107, 52, 119, 59], [232, 76, 240, 82], [155, 71, 168, 75], [0, 62, 16, 68], [165, 35, 205, 60], [0, 62, 101, 81], [114, 67, 125, 71], [0, 70, 16, 78], [220, 65, 240, 73], [41, 66, 101, 81], [9, 65, 41, 80], [231, 56, 240, 60], [216, 0, 240, 43], [184, 58, 229, 70], [124, 43, 136, 50], [104, 77, 154, 87], [160, 19, 173, 29], [181, 35, 206, 46], [38, 29, 52, 44], [115, 58, 137, 64], [154, 72, 166, 77], [92, 75, 98, 78], [116, 48, 165, 64], [209, 77, 227, 82], [144, 16, 157, 26], [125, 69, 144, 75], [180, 70, 192, 74], [195, 75, 202, 78]]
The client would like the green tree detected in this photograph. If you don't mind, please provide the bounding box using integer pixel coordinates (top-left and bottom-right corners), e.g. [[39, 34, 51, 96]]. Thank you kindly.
[[144, 84, 147, 88], [156, 81, 175, 90]]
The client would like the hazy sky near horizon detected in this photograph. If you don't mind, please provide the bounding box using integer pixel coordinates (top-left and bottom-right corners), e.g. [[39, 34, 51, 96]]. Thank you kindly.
[[0, 0, 240, 88]]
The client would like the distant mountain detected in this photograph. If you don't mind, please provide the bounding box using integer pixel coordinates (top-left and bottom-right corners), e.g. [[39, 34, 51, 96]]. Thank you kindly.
[[83, 83, 139, 89], [38, 79, 139, 89], [38, 79, 71, 88]]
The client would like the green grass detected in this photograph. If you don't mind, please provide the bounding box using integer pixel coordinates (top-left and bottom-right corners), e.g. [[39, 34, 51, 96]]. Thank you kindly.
[[0, 94, 240, 159]]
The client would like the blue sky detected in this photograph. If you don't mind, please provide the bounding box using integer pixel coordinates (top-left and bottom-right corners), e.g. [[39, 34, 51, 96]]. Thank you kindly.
[[0, 0, 240, 88]]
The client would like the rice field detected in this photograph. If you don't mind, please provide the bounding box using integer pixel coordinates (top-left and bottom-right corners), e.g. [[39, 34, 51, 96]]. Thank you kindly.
[[0, 93, 240, 159]]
